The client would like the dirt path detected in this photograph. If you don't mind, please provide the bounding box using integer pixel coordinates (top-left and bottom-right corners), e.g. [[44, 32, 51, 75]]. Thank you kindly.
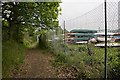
[[13, 48, 57, 78]]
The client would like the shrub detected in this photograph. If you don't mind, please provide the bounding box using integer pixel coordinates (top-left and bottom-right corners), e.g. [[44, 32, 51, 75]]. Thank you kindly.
[[51, 42, 120, 78], [107, 48, 120, 79], [52, 53, 66, 67]]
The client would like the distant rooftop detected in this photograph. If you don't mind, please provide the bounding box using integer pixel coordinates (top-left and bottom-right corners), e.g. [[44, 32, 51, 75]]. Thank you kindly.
[[70, 29, 97, 33]]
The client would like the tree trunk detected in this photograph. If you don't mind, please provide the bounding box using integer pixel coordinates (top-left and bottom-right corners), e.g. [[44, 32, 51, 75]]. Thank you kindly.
[[8, 21, 13, 40]]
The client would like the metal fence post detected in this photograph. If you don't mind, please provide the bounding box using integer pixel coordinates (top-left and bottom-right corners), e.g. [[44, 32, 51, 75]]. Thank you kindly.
[[104, 0, 107, 79]]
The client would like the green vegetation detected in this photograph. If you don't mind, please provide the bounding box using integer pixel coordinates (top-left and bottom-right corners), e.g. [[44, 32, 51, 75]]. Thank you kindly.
[[52, 53, 66, 67], [2, 41, 26, 77], [2, 2, 61, 43], [107, 48, 120, 79], [52, 43, 120, 78], [2, 1, 120, 79], [2, 2, 61, 78]]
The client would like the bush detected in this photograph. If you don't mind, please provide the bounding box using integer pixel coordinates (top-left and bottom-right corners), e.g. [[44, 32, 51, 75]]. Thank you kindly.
[[52, 53, 67, 67], [107, 48, 120, 79], [51, 42, 120, 78]]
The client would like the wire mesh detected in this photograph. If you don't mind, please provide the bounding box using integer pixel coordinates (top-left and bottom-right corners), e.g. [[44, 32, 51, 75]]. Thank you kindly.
[[46, 0, 120, 79], [64, 0, 120, 78], [66, 4, 104, 31]]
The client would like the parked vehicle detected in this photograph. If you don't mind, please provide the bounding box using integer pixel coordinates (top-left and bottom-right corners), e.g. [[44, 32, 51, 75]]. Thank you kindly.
[[112, 33, 120, 42], [94, 32, 115, 42], [94, 32, 120, 47], [95, 43, 120, 47]]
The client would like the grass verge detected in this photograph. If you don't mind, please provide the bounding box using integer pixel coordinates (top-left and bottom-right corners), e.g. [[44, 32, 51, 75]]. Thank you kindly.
[[2, 41, 26, 78]]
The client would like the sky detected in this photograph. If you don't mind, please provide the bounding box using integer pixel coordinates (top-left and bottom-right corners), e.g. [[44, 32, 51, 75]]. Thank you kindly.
[[59, 0, 119, 31], [58, 0, 104, 30], [59, 0, 104, 21]]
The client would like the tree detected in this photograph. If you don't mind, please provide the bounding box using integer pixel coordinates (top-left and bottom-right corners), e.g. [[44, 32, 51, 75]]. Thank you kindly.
[[2, 2, 61, 43]]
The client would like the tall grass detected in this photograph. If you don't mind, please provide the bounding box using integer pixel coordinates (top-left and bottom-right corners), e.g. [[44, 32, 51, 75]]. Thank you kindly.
[[52, 43, 120, 78], [2, 41, 26, 77]]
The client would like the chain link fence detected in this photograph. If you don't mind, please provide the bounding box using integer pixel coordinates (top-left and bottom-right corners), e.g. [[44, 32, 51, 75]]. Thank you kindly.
[[46, 0, 120, 78]]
